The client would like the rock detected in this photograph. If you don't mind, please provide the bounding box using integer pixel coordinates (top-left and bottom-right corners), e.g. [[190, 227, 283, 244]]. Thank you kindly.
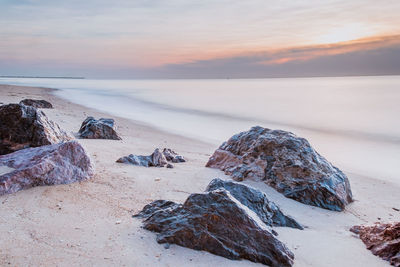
[[206, 126, 353, 211], [134, 190, 294, 266], [162, 148, 185, 163], [350, 222, 400, 266], [206, 178, 303, 229], [0, 141, 94, 196], [117, 148, 185, 168], [78, 116, 121, 140], [0, 104, 72, 155], [19, 99, 53, 108]]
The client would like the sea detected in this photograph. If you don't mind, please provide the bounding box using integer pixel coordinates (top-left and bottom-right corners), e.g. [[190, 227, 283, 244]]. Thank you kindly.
[[1, 76, 399, 184]]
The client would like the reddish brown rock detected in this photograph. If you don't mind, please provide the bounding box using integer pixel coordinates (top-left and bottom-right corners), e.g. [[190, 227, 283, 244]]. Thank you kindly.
[[350, 222, 400, 266], [206, 126, 353, 211], [0, 104, 72, 155], [78, 117, 121, 140], [135, 189, 294, 266], [117, 148, 185, 168], [19, 99, 53, 108], [0, 141, 94, 196]]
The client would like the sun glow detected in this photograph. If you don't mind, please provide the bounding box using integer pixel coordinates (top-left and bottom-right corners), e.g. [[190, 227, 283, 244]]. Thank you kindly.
[[315, 24, 376, 44]]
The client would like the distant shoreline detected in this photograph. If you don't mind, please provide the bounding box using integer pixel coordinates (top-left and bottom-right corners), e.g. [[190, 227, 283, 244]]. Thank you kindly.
[[0, 76, 85, 79]]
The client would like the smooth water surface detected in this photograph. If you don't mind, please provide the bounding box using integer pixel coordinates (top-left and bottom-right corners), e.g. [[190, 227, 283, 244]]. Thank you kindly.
[[1, 76, 399, 184]]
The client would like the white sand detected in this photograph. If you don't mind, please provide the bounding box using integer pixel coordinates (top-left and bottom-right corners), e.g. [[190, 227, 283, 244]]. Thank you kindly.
[[0, 84, 398, 266]]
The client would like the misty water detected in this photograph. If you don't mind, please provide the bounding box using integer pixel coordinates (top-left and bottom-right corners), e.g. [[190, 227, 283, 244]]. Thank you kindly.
[[1, 76, 399, 185]]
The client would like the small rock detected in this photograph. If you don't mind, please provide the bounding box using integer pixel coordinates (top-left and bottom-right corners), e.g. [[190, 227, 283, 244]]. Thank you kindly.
[[78, 116, 121, 140], [162, 148, 186, 163], [163, 243, 170, 249], [117, 148, 185, 169], [19, 99, 53, 108], [350, 222, 400, 266], [393, 207, 400, 212], [115, 220, 122, 225]]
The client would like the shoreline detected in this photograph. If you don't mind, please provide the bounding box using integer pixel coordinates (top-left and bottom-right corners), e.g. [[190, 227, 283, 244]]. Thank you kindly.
[[0, 84, 399, 266]]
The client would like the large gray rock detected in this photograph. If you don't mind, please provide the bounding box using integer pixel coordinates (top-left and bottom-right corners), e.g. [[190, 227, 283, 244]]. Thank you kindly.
[[350, 222, 400, 266], [19, 99, 53, 108], [0, 141, 94, 196], [0, 104, 72, 155], [135, 189, 294, 267], [206, 178, 303, 229], [206, 126, 353, 211], [78, 116, 121, 140], [117, 148, 185, 168]]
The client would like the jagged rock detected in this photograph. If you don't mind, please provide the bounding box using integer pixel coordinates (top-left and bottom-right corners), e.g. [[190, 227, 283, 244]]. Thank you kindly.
[[350, 222, 400, 266], [0, 104, 72, 155], [78, 117, 121, 140], [116, 148, 185, 168], [162, 148, 185, 163], [19, 99, 53, 108], [206, 126, 353, 211], [134, 189, 294, 266], [206, 178, 303, 229], [0, 141, 94, 195]]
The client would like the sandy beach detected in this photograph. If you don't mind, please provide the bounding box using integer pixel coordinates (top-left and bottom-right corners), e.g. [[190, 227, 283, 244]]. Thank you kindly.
[[0, 83, 399, 267]]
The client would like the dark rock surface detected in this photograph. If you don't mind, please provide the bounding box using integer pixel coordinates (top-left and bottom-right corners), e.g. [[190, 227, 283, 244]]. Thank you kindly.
[[351, 222, 400, 266], [134, 189, 294, 266], [206, 178, 303, 229], [206, 126, 353, 211], [19, 99, 53, 108], [78, 116, 121, 140], [0, 104, 72, 155], [0, 141, 94, 195], [162, 148, 186, 163], [117, 148, 185, 168]]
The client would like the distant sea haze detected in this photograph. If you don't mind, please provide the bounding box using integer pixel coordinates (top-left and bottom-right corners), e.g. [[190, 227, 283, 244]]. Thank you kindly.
[[1, 76, 400, 185]]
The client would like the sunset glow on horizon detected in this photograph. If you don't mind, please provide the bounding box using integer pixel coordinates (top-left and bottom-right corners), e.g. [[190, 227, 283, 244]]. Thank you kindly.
[[1, 0, 400, 78]]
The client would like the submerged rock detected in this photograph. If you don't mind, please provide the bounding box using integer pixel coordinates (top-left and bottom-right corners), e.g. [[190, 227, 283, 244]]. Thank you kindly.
[[206, 178, 303, 229], [19, 99, 53, 108], [78, 116, 121, 140], [135, 189, 294, 266], [117, 148, 185, 168], [0, 104, 72, 155], [206, 126, 353, 211], [350, 222, 400, 266], [0, 141, 94, 195]]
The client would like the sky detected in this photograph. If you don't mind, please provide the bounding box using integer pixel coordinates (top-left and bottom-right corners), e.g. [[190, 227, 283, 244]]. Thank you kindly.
[[0, 0, 400, 78]]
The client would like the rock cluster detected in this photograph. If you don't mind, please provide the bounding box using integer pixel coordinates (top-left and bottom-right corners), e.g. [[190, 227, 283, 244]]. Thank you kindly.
[[19, 99, 53, 108], [0, 103, 71, 155], [117, 148, 185, 168], [0, 141, 94, 195], [350, 222, 400, 266], [135, 179, 301, 266], [206, 126, 353, 211], [78, 116, 121, 140]]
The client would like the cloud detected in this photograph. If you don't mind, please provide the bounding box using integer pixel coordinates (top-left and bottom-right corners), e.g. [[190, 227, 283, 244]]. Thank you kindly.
[[128, 35, 400, 78], [1, 1, 400, 77]]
